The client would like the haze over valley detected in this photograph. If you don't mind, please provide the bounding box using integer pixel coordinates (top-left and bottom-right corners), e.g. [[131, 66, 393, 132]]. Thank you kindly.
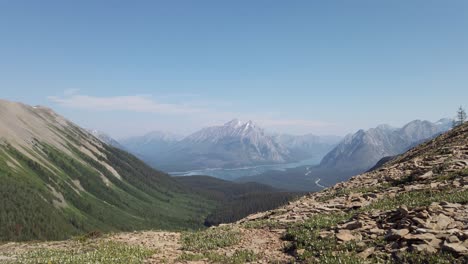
[[89, 118, 452, 190]]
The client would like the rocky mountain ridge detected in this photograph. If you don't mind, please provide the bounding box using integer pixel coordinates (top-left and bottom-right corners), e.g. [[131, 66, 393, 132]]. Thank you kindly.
[[320, 119, 452, 172]]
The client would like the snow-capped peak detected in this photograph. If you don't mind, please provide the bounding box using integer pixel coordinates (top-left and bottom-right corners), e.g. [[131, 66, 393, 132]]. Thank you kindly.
[[224, 119, 243, 128], [179, 119, 291, 164], [244, 120, 254, 128]]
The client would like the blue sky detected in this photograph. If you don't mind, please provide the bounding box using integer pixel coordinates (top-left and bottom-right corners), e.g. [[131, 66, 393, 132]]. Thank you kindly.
[[1, 1, 467, 138]]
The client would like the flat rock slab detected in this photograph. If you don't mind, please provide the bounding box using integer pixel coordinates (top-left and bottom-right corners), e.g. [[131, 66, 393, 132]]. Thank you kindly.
[[336, 230, 356, 242]]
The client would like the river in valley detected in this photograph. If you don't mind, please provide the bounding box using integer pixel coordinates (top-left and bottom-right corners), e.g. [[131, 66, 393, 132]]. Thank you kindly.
[[169, 157, 322, 181]]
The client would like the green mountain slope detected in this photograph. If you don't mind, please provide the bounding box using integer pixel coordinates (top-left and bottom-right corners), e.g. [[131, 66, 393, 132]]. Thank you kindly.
[[175, 176, 304, 226], [0, 99, 215, 241]]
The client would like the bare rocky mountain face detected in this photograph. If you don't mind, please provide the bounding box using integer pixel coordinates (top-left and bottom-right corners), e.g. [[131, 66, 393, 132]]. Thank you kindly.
[[121, 119, 292, 171], [234, 120, 452, 192], [321, 119, 452, 172], [122, 120, 274, 171], [2, 116, 466, 263], [167, 119, 292, 170]]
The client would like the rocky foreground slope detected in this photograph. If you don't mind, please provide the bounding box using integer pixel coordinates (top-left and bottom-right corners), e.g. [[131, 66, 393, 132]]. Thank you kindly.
[[1, 122, 467, 263]]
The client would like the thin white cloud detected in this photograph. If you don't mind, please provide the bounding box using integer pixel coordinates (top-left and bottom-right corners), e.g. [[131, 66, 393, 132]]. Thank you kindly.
[[48, 94, 205, 114], [155, 93, 201, 99], [48, 92, 338, 135]]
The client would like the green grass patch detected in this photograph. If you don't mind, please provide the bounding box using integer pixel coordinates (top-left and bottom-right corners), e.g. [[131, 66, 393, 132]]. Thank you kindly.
[[284, 212, 360, 262], [317, 186, 384, 202], [178, 249, 259, 264], [8, 241, 154, 264], [393, 168, 468, 186], [283, 210, 465, 263], [181, 226, 241, 252], [241, 219, 285, 229], [436, 168, 468, 182], [396, 251, 462, 264], [361, 188, 468, 212]]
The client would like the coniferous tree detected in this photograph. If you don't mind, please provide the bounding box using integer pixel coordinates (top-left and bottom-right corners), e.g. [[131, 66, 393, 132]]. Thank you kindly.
[[453, 106, 467, 127]]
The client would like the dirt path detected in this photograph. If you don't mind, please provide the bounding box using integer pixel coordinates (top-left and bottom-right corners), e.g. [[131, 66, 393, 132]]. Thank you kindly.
[[109, 228, 292, 263]]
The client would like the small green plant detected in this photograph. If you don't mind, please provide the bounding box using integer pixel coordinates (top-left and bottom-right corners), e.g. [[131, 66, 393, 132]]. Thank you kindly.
[[313, 252, 364, 264], [72, 230, 103, 243], [178, 252, 206, 261], [228, 249, 259, 263], [181, 226, 241, 252]]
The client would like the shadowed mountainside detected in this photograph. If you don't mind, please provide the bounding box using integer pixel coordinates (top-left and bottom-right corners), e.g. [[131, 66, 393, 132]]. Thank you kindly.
[[175, 176, 304, 226]]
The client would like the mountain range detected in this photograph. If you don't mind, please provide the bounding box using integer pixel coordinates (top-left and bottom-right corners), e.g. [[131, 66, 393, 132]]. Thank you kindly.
[[320, 118, 452, 172], [119, 119, 340, 172], [237, 118, 452, 191], [91, 118, 452, 190]]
